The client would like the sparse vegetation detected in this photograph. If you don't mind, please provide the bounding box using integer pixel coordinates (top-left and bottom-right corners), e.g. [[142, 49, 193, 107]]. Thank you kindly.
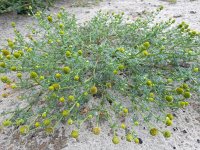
[[0, 6, 200, 144]]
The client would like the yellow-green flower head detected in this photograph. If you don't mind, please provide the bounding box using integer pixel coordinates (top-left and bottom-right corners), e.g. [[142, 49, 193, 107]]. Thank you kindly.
[[71, 130, 79, 139], [11, 66, 17, 71], [48, 39, 53, 44], [88, 114, 93, 119], [160, 45, 165, 51], [118, 64, 125, 70], [179, 101, 186, 108], [167, 78, 173, 83], [62, 110, 70, 117], [52, 83, 60, 90], [19, 125, 29, 134], [123, 108, 128, 114], [18, 50, 24, 56], [120, 123, 126, 129], [66, 50, 72, 57], [43, 119, 51, 126], [112, 136, 120, 144], [2, 93, 8, 98], [76, 103, 80, 108], [42, 112, 47, 118], [3, 120, 12, 126], [148, 98, 154, 102], [49, 86, 54, 91], [92, 127, 101, 135], [165, 95, 173, 102], [35, 11, 41, 17], [0, 54, 3, 60], [47, 16, 53, 22], [17, 73, 22, 78], [30, 72, 38, 78], [163, 131, 171, 138], [146, 80, 153, 86], [74, 75, 80, 81], [62, 66, 71, 74], [52, 93, 57, 98], [57, 12, 62, 19], [193, 67, 199, 73], [134, 121, 139, 126], [1, 49, 10, 56], [176, 87, 184, 94], [117, 47, 125, 53], [40, 76, 44, 80], [185, 101, 189, 106], [68, 95, 75, 102], [0, 62, 6, 68], [59, 30, 64, 35], [59, 97, 65, 103], [158, 5, 164, 11], [126, 133, 133, 142], [45, 127, 54, 134], [166, 114, 174, 120], [35, 122, 40, 128], [142, 50, 149, 56], [134, 138, 140, 144], [83, 92, 88, 96], [182, 83, 189, 89], [150, 128, 158, 136], [78, 50, 83, 55], [106, 82, 112, 88], [7, 39, 14, 48], [11, 84, 17, 89], [113, 70, 118, 75], [149, 92, 155, 98], [8, 41, 15, 48], [67, 118, 73, 125], [59, 23, 64, 28], [90, 86, 97, 95], [166, 119, 172, 126], [143, 42, 150, 49], [183, 92, 191, 99], [1, 76, 9, 83], [55, 73, 61, 78], [27, 47, 32, 52], [6, 55, 11, 59], [13, 52, 21, 58]]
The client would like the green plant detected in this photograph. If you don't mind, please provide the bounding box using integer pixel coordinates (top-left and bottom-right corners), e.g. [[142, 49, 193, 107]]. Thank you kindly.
[[0, 0, 55, 14], [70, 0, 103, 7], [168, 0, 177, 4], [0, 7, 200, 144]]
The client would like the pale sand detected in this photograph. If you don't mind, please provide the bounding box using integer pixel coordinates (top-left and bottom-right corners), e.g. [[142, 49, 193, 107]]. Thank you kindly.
[[0, 0, 200, 150]]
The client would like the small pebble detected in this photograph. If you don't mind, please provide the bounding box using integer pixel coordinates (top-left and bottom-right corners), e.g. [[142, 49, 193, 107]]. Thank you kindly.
[[182, 130, 187, 134], [138, 138, 143, 144], [173, 127, 178, 131], [121, 136, 125, 140], [190, 11, 196, 14], [185, 117, 190, 123], [173, 15, 182, 18], [197, 139, 200, 143]]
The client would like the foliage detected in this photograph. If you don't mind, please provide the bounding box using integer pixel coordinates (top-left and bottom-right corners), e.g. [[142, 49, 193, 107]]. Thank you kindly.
[[0, 0, 55, 14], [71, 0, 103, 7], [0, 7, 200, 143]]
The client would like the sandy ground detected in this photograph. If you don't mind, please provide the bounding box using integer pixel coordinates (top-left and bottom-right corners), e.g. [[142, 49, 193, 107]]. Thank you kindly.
[[0, 0, 200, 150]]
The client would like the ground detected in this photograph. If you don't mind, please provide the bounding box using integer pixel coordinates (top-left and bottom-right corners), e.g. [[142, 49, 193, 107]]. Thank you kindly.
[[0, 0, 200, 150]]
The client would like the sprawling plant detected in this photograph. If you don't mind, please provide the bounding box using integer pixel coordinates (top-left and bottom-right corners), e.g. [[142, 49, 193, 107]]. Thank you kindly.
[[0, 7, 200, 144]]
